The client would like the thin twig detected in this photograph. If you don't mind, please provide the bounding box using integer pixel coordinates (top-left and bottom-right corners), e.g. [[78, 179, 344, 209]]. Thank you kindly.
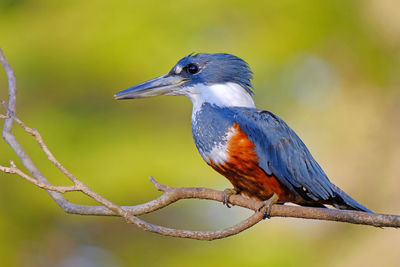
[[0, 161, 78, 193], [1, 101, 80, 184]]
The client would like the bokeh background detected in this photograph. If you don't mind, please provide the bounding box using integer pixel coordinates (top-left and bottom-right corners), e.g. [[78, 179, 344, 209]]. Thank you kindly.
[[1, 0, 400, 266]]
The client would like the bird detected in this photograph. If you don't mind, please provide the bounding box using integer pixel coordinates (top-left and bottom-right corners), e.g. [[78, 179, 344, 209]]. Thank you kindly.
[[114, 53, 372, 216]]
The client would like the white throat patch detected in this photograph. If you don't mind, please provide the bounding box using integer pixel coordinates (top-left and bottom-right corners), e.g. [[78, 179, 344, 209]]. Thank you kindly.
[[181, 82, 255, 118]]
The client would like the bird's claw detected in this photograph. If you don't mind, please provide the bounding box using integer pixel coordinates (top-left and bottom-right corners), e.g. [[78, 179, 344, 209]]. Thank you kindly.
[[222, 188, 240, 208], [259, 193, 279, 219]]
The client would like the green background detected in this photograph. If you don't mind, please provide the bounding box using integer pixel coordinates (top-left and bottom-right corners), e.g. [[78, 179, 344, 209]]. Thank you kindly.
[[1, 0, 399, 266]]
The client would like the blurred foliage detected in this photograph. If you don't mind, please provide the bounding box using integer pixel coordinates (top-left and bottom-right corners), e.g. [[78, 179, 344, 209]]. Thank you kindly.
[[0, 0, 399, 266]]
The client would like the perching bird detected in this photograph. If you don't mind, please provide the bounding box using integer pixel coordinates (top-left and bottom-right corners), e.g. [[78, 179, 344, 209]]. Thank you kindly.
[[114, 53, 372, 216]]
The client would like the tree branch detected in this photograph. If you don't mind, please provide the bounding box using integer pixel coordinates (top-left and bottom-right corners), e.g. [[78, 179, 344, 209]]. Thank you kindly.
[[0, 48, 399, 242]]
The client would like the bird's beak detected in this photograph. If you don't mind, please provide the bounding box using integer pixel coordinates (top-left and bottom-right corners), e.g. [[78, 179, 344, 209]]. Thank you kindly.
[[114, 74, 189, 100]]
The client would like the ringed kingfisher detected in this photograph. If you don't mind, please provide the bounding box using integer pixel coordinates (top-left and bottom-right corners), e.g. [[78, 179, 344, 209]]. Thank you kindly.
[[114, 53, 372, 216]]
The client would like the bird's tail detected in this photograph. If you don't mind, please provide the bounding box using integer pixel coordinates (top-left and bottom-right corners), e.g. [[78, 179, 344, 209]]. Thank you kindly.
[[332, 184, 373, 213]]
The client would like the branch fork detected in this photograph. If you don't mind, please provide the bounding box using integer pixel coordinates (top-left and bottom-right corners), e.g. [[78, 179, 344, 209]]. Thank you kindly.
[[0, 48, 399, 241]]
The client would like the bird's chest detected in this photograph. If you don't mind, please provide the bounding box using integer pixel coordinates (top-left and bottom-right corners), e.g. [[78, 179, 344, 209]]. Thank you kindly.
[[191, 104, 286, 200], [191, 111, 233, 165], [191, 105, 258, 168]]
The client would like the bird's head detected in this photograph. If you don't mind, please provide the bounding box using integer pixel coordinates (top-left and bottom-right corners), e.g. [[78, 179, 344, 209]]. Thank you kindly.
[[114, 53, 255, 108]]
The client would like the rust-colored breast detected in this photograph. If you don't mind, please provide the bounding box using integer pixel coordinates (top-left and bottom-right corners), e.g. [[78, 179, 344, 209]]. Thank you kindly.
[[209, 123, 292, 202]]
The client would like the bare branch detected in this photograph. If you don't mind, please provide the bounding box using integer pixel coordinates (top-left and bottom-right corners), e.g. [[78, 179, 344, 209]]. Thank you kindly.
[[1, 100, 80, 184], [0, 161, 78, 193], [0, 48, 399, 241]]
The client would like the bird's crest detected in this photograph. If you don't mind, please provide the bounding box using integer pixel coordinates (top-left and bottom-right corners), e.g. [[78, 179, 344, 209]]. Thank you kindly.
[[175, 53, 254, 95]]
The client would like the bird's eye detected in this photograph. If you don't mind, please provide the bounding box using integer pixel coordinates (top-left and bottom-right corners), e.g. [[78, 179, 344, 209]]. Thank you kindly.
[[186, 64, 199, 74]]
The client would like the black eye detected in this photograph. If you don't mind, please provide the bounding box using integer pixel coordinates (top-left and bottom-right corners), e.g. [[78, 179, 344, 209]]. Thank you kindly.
[[186, 63, 199, 74]]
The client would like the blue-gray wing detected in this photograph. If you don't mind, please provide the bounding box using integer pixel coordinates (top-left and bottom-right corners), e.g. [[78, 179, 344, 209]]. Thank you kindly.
[[235, 109, 336, 201]]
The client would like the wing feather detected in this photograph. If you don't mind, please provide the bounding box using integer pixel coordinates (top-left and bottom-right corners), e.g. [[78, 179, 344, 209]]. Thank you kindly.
[[235, 109, 335, 201]]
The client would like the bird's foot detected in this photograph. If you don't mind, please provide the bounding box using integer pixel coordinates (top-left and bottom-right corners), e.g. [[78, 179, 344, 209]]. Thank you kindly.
[[258, 193, 279, 219], [222, 188, 240, 208]]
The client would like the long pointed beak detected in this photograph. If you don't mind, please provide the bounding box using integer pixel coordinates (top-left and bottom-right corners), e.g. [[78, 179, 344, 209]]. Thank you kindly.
[[114, 74, 189, 100]]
